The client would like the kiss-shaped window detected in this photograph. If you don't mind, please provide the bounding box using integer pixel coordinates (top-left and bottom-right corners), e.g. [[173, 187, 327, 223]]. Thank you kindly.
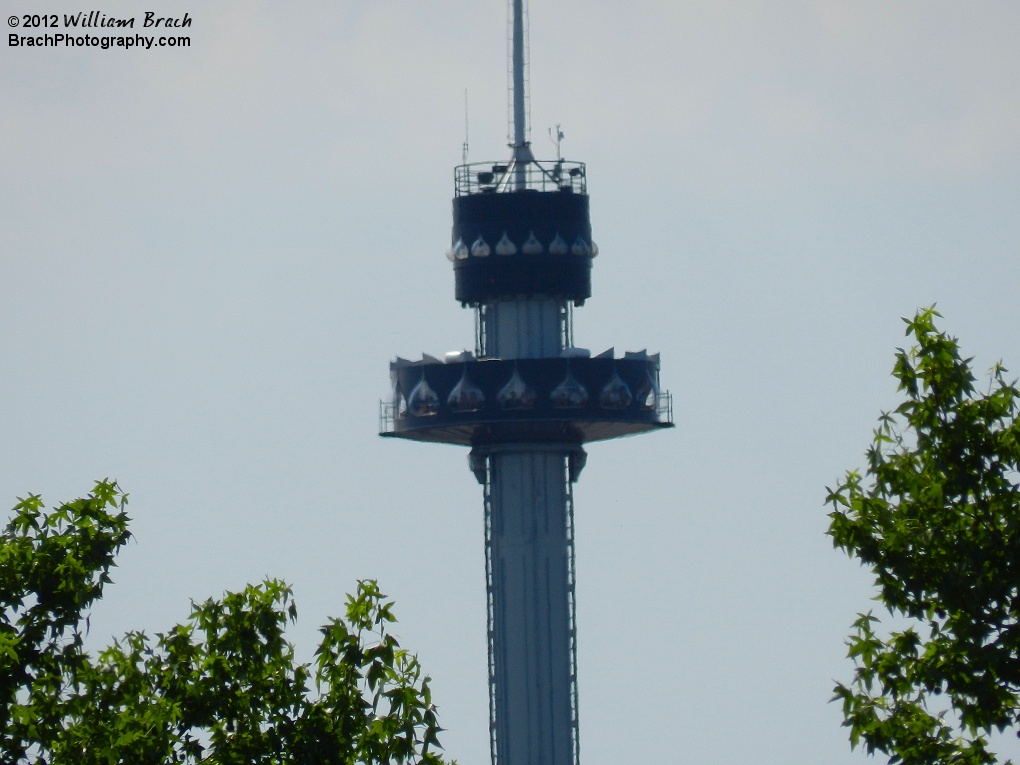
[[408, 376, 440, 416], [448, 370, 485, 412], [497, 366, 536, 409], [551, 368, 589, 408], [599, 371, 632, 409]]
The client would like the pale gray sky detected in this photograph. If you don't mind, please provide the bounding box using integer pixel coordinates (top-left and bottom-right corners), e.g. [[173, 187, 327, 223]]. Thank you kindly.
[[3, 2, 1020, 763]]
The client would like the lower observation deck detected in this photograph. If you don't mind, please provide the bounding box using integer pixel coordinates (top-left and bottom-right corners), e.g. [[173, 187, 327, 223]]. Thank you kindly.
[[381, 355, 673, 447]]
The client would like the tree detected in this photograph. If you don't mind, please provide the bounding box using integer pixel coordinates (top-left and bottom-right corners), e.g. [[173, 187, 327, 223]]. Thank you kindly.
[[0, 480, 451, 764], [828, 308, 1020, 765]]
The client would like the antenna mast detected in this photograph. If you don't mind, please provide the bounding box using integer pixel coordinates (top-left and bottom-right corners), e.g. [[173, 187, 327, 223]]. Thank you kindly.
[[509, 0, 533, 188]]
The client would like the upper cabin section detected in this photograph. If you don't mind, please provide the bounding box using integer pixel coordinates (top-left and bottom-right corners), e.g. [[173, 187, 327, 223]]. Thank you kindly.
[[448, 158, 596, 307]]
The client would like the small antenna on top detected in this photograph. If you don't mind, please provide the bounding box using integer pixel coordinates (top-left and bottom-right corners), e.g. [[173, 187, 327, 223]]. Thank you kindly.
[[463, 89, 470, 165], [548, 124, 564, 160]]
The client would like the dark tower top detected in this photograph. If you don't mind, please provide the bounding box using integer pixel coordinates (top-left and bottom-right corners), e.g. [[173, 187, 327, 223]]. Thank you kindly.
[[449, 160, 595, 306], [385, 159, 672, 449]]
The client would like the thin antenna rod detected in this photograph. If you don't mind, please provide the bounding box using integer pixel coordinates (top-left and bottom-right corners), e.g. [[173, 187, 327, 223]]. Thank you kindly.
[[511, 0, 527, 150], [509, 0, 533, 189], [463, 89, 470, 165]]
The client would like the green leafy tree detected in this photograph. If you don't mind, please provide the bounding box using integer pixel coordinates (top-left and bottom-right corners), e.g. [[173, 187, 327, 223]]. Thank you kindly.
[[828, 308, 1020, 765], [0, 480, 450, 764]]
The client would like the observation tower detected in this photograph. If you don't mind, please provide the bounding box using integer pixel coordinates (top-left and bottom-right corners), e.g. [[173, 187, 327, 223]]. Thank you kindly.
[[380, 2, 673, 763]]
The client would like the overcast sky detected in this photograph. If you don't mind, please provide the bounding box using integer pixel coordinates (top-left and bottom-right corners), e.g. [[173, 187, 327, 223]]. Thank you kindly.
[[3, 1, 1020, 763]]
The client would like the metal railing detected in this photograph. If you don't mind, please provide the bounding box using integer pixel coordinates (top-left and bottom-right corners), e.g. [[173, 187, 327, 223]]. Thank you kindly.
[[564, 461, 581, 765], [656, 390, 674, 424], [455, 159, 587, 196], [483, 459, 499, 765], [379, 399, 396, 433]]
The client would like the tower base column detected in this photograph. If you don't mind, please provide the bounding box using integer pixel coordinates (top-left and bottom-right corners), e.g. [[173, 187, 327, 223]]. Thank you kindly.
[[478, 443, 581, 765]]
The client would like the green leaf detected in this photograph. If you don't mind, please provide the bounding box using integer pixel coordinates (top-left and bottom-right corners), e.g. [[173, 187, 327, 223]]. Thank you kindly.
[[828, 309, 1020, 765]]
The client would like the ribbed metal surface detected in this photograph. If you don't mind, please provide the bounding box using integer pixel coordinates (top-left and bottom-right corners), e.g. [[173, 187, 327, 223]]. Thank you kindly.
[[484, 300, 563, 358], [486, 447, 576, 765]]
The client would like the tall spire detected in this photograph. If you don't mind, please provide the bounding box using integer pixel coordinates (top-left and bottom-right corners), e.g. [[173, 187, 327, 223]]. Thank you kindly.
[[511, 0, 527, 150], [509, 0, 533, 188]]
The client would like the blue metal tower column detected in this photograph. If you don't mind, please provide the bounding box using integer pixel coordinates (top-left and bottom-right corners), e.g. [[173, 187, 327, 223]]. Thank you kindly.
[[475, 224, 575, 765], [483, 444, 577, 765]]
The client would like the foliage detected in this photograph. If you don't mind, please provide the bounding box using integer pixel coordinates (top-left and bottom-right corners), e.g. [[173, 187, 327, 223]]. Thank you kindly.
[[0, 480, 449, 764], [828, 308, 1020, 765]]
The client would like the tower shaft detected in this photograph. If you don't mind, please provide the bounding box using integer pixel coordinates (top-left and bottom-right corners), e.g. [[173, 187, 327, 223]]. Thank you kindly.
[[480, 299, 577, 765], [485, 447, 578, 765], [481, 299, 565, 359]]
